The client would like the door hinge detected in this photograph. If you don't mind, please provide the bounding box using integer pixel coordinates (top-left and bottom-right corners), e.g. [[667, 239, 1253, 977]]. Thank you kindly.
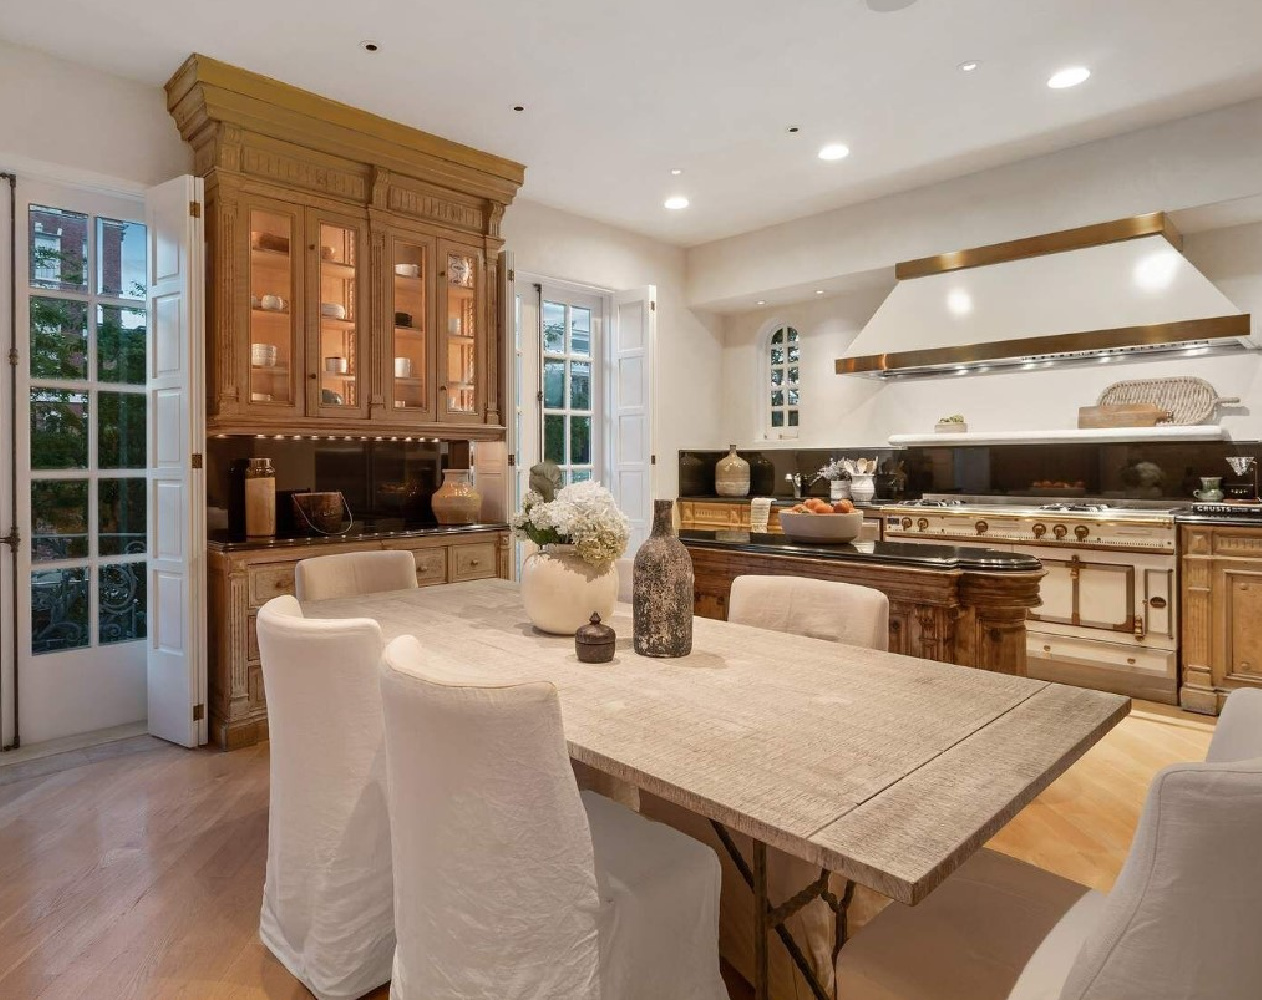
[[536, 390, 544, 403], [192, 704, 204, 722], [507, 454, 517, 468], [191, 452, 203, 469], [189, 201, 201, 219], [651, 454, 657, 466], [0, 526, 20, 550], [508, 268, 515, 281], [7, 347, 18, 367], [650, 300, 656, 311]]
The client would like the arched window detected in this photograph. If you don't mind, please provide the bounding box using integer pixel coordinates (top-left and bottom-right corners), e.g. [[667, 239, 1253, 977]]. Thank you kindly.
[[767, 324, 800, 437]]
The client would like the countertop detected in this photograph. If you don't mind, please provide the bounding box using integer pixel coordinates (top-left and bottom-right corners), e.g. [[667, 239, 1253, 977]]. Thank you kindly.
[[678, 530, 1044, 572], [208, 522, 509, 553], [678, 495, 891, 511]]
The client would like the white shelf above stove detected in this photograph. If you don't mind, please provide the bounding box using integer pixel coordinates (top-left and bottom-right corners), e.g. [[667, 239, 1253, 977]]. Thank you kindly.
[[889, 426, 1229, 447]]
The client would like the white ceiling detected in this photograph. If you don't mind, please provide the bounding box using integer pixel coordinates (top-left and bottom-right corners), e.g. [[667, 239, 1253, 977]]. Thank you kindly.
[[6, 0, 1262, 247]]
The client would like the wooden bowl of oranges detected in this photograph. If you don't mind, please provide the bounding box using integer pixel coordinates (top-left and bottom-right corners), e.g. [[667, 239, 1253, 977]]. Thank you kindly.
[[779, 498, 864, 543]]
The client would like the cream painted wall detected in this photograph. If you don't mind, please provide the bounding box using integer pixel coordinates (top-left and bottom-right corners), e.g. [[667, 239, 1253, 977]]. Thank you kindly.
[[0, 38, 190, 190], [688, 97, 1262, 310], [501, 199, 725, 498], [719, 221, 1262, 449]]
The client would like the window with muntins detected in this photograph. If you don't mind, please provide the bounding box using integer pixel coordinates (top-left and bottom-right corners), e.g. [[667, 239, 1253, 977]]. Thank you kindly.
[[768, 325, 800, 437], [540, 293, 598, 484]]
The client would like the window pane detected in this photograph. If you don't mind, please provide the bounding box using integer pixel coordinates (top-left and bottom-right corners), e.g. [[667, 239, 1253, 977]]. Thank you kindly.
[[99, 562, 147, 645], [770, 369, 783, 387], [771, 410, 784, 428], [570, 360, 591, 410], [31, 567, 89, 654], [31, 480, 89, 561], [544, 414, 565, 464], [569, 416, 591, 465], [543, 359, 565, 408], [787, 366, 799, 385], [771, 329, 783, 345], [31, 389, 88, 469], [543, 301, 565, 353], [787, 328, 798, 342], [788, 410, 799, 427], [571, 307, 591, 356], [97, 218, 147, 299], [788, 344, 800, 363], [770, 347, 783, 365], [571, 468, 593, 484], [97, 305, 147, 384], [98, 392, 146, 468], [787, 388, 799, 406], [99, 479, 146, 556], [771, 390, 785, 408], [30, 297, 88, 380], [30, 206, 87, 292]]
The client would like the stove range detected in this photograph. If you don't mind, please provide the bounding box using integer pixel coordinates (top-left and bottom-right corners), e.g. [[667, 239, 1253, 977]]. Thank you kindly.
[[1187, 503, 1262, 518]]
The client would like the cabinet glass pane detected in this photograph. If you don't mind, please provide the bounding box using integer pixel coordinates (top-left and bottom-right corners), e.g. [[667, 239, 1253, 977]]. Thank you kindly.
[[31, 389, 88, 469], [32, 567, 89, 654], [96, 217, 147, 299], [30, 206, 88, 292], [99, 478, 146, 556], [248, 209, 295, 405], [97, 305, 147, 384], [98, 392, 146, 468], [391, 240, 427, 411], [445, 252, 477, 414], [99, 562, 146, 645], [317, 222, 359, 409], [30, 297, 88, 380], [31, 480, 89, 561]]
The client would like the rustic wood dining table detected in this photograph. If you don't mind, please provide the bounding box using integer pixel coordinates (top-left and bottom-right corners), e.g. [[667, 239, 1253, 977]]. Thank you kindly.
[[305, 578, 1130, 1000]]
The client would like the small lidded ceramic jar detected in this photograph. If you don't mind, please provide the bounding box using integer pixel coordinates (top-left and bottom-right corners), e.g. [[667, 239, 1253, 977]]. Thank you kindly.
[[575, 613, 616, 663]]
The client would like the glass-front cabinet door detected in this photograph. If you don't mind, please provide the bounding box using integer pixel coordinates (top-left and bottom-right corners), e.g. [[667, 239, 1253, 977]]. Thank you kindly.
[[309, 211, 369, 419], [438, 241, 484, 423], [386, 232, 435, 421], [244, 199, 302, 416]]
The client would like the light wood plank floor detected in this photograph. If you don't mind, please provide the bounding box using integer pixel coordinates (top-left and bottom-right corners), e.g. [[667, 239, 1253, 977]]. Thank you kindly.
[[0, 703, 1213, 1000]]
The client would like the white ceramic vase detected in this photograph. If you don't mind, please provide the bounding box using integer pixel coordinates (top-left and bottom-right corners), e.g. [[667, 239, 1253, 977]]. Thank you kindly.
[[521, 543, 618, 635], [850, 473, 876, 503], [829, 480, 851, 501]]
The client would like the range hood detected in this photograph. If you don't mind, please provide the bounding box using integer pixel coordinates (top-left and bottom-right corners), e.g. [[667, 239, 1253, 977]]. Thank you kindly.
[[836, 213, 1253, 378]]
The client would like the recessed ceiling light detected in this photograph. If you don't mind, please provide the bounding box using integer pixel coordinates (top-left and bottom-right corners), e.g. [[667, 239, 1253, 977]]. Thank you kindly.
[[664, 195, 690, 211], [512, 105, 525, 112], [756, 300, 767, 306], [670, 168, 683, 176], [958, 60, 980, 72], [817, 143, 850, 161], [1047, 66, 1091, 89], [786, 126, 800, 134], [815, 289, 825, 295], [359, 40, 380, 52]]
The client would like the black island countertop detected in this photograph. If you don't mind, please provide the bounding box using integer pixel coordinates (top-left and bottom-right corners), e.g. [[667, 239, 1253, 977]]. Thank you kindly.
[[678, 529, 1043, 572], [208, 521, 509, 553]]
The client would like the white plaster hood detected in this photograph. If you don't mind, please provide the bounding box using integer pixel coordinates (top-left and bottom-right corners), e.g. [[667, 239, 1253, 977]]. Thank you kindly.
[[836, 215, 1252, 378]]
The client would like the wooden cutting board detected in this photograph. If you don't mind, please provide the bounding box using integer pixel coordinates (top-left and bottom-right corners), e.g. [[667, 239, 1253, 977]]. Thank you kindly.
[[1078, 403, 1172, 428]]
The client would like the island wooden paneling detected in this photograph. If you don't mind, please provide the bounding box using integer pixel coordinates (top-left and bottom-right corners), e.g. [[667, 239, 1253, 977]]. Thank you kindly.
[[206, 529, 509, 748], [677, 499, 884, 536], [686, 544, 1043, 674], [1180, 523, 1262, 715]]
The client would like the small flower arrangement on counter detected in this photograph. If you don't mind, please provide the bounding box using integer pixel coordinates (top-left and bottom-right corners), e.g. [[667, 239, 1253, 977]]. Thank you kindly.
[[512, 480, 630, 569], [812, 457, 877, 502], [935, 414, 968, 433]]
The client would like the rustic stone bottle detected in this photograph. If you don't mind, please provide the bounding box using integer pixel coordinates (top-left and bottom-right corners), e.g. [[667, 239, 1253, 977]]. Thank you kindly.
[[633, 500, 694, 658], [715, 445, 751, 497]]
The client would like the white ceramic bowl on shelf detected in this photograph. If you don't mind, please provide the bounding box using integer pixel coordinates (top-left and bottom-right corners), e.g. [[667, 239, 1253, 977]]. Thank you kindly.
[[320, 302, 347, 320], [778, 511, 864, 544]]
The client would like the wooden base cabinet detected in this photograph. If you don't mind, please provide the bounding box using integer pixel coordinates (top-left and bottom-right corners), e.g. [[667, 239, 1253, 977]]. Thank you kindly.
[[1180, 524, 1262, 715], [207, 530, 510, 749]]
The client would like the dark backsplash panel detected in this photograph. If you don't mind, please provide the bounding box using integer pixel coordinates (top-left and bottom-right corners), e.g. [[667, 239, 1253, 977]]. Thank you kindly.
[[680, 441, 1262, 502], [207, 436, 458, 527]]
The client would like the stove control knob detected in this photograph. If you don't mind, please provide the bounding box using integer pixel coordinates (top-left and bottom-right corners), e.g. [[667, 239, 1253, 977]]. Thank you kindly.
[[901, 517, 912, 529], [1053, 523, 1068, 539], [975, 519, 989, 535], [1074, 525, 1090, 541], [1032, 523, 1046, 538], [917, 518, 929, 532]]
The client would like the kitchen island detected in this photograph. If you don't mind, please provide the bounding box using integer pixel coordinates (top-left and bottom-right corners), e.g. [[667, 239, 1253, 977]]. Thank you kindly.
[[682, 530, 1045, 675]]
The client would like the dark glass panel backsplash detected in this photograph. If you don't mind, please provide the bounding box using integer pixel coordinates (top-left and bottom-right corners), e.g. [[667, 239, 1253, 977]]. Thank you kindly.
[[207, 436, 456, 529], [680, 441, 1262, 503]]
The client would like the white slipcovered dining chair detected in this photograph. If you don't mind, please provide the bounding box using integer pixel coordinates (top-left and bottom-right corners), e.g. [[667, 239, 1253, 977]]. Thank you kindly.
[[643, 574, 890, 998], [378, 634, 729, 1000], [834, 687, 1262, 1000], [255, 596, 395, 1000], [293, 549, 418, 601]]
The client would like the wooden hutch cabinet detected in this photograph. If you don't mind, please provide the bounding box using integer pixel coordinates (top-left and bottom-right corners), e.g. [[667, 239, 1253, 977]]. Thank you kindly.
[[165, 55, 523, 439], [1180, 523, 1262, 715]]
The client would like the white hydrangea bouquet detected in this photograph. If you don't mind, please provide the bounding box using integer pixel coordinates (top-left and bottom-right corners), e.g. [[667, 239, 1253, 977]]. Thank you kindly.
[[512, 481, 630, 568]]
